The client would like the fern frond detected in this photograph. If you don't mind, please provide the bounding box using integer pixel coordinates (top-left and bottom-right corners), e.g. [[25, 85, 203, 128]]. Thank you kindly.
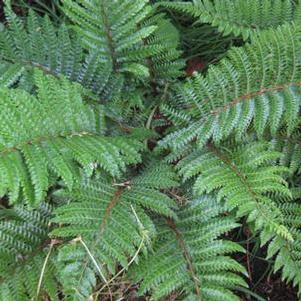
[[1, 2, 183, 99], [142, 13, 184, 81], [130, 196, 247, 301], [0, 8, 116, 96], [177, 141, 292, 242], [271, 129, 301, 175], [63, 0, 154, 75], [0, 203, 51, 260], [51, 166, 178, 300], [159, 24, 301, 150], [0, 204, 59, 301], [266, 189, 301, 295], [159, 0, 301, 40], [132, 161, 179, 189], [62, 0, 183, 90], [0, 252, 59, 301], [0, 71, 144, 205], [0, 63, 24, 88]]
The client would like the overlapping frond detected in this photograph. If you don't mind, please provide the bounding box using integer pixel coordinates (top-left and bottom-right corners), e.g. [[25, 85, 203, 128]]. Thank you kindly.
[[160, 24, 301, 150], [0, 7, 115, 95], [0, 203, 51, 260], [0, 204, 58, 301], [51, 165, 178, 300], [142, 13, 184, 81], [266, 189, 301, 295], [1, 0, 301, 300], [0, 63, 24, 88], [177, 141, 292, 242], [130, 196, 247, 301], [131, 161, 179, 189], [0, 1, 184, 100], [63, 0, 183, 90], [159, 0, 301, 40], [175, 140, 301, 294], [63, 0, 154, 77], [0, 71, 144, 205], [271, 129, 301, 175]]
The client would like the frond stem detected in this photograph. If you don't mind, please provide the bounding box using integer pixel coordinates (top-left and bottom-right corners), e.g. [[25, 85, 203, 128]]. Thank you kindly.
[[99, 1, 118, 71], [211, 81, 301, 116], [166, 218, 202, 299]]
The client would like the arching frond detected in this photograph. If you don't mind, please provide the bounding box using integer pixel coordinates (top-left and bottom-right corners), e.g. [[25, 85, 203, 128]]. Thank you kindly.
[[267, 188, 301, 295], [159, 0, 301, 40], [160, 24, 301, 150], [51, 165, 178, 300], [62, 0, 183, 92], [0, 63, 24, 88], [271, 129, 301, 175], [0, 71, 144, 205], [0, 7, 116, 96], [130, 196, 247, 301], [177, 141, 292, 242], [0, 204, 59, 301]]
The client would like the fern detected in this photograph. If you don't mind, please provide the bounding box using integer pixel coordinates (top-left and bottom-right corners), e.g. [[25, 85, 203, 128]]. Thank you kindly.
[[175, 139, 301, 294], [0, 203, 51, 260], [62, 0, 183, 96], [266, 188, 301, 295], [0, 63, 24, 88], [271, 129, 301, 175], [159, 0, 301, 40], [177, 141, 293, 241], [0, 204, 59, 301], [160, 24, 301, 150], [63, 0, 155, 77], [50, 165, 178, 300], [130, 196, 247, 301], [1, 1, 301, 300], [0, 70, 144, 205], [0, 4, 183, 98], [142, 13, 184, 81], [0, 7, 113, 95]]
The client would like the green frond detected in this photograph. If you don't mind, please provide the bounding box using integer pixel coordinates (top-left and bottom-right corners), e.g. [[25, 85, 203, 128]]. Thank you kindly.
[[271, 129, 301, 175], [0, 2, 183, 100], [129, 196, 247, 301], [50, 166, 178, 300], [266, 191, 301, 295], [62, 0, 153, 75], [159, 23, 301, 150], [0, 63, 24, 88], [0, 8, 115, 96], [0, 252, 59, 301], [1, 0, 301, 299], [0, 203, 51, 260], [177, 141, 292, 242], [0, 71, 144, 205], [0, 204, 59, 301], [62, 0, 183, 90], [142, 13, 184, 80], [131, 161, 179, 189], [159, 0, 301, 40]]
